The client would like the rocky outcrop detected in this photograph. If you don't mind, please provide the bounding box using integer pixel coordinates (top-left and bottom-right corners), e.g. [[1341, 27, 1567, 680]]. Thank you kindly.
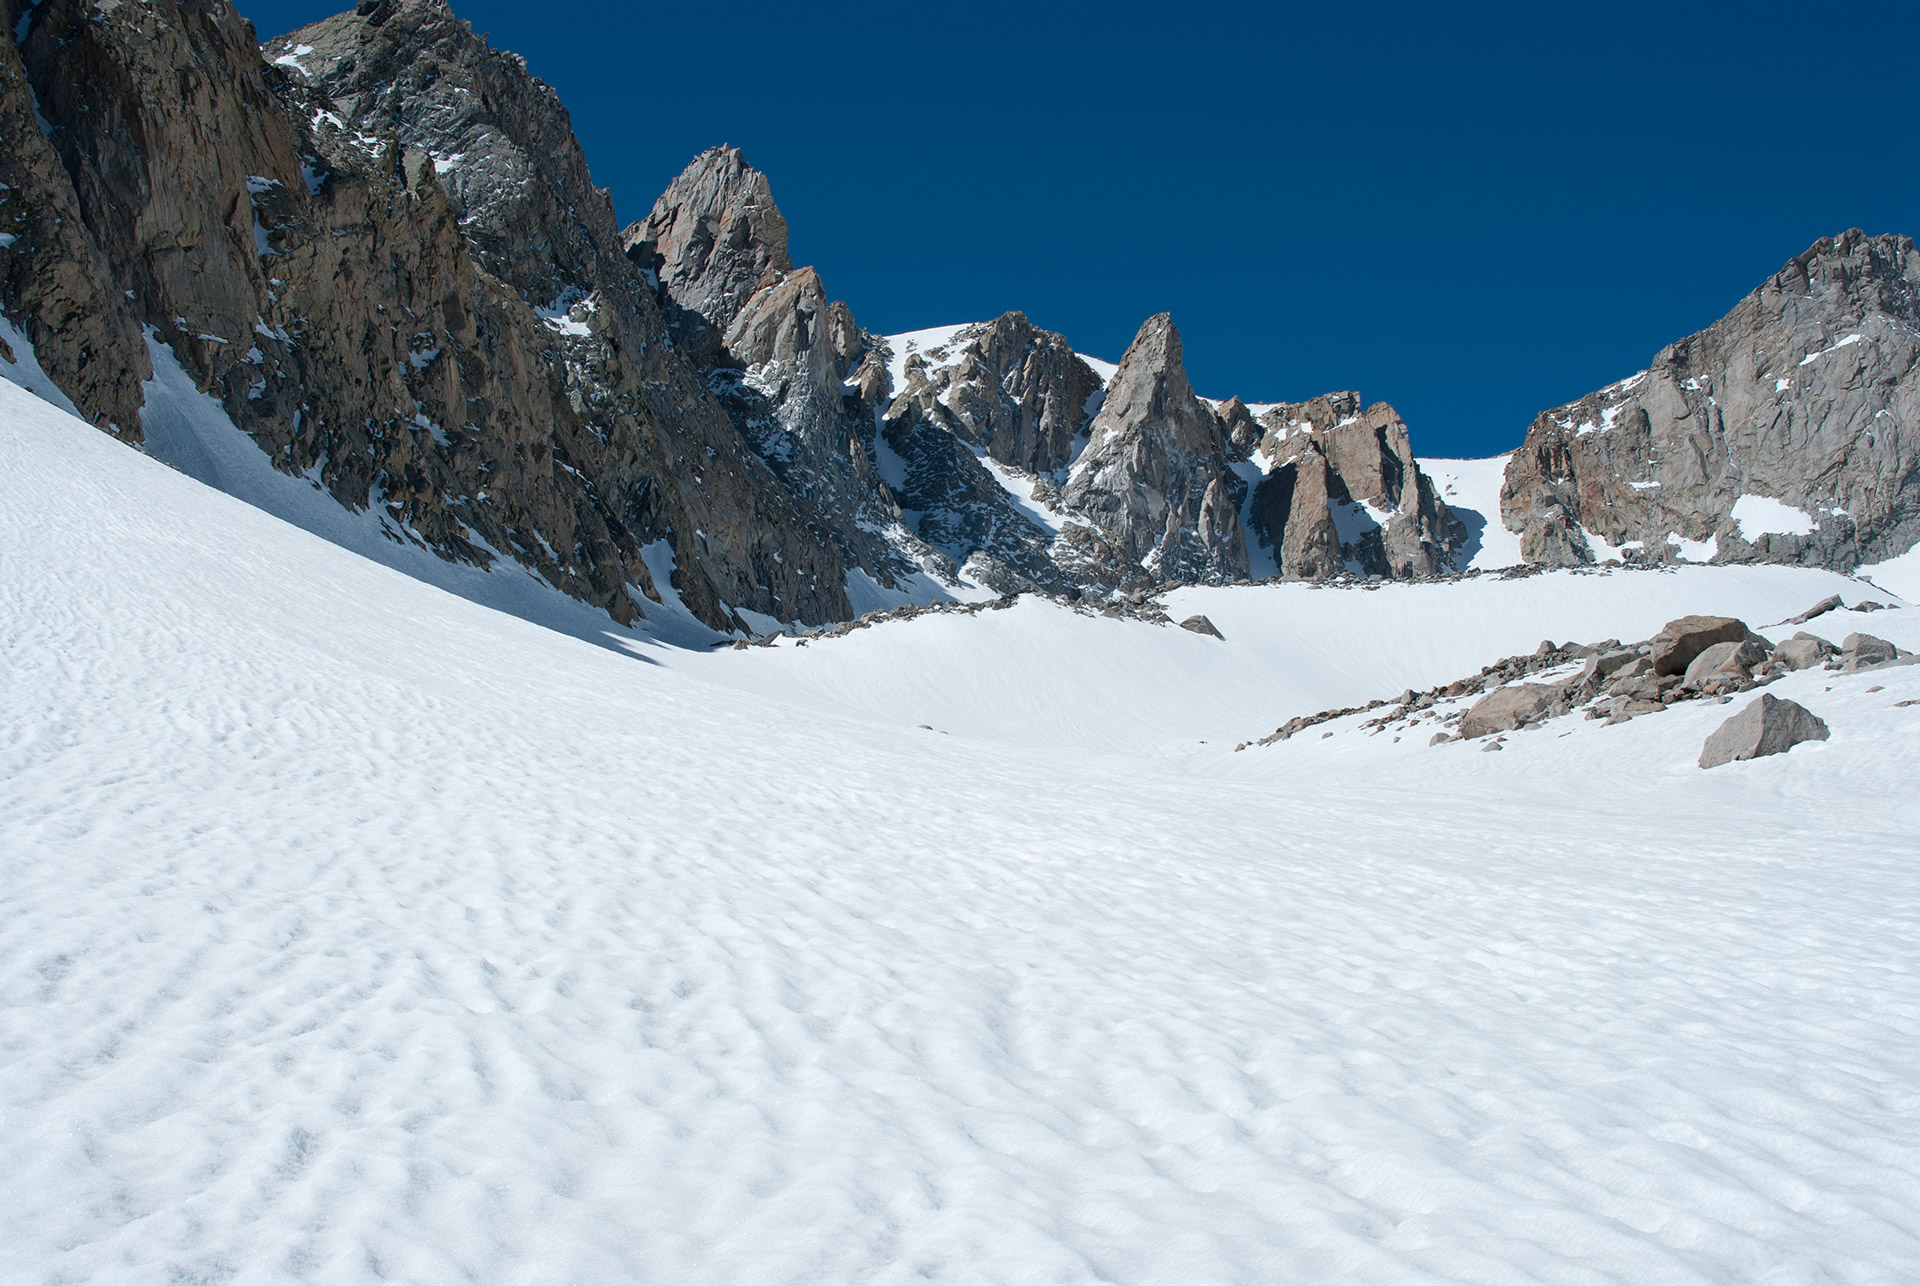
[[624, 145, 790, 365], [1060, 314, 1249, 584], [0, 0, 1497, 628], [3, 0, 851, 631], [1246, 393, 1463, 579], [1699, 695, 1830, 769], [626, 146, 954, 599], [1502, 230, 1920, 570], [0, 12, 148, 434], [909, 313, 1103, 475]]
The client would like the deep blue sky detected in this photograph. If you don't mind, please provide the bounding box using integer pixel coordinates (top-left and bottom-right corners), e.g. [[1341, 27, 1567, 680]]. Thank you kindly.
[[245, 0, 1918, 458]]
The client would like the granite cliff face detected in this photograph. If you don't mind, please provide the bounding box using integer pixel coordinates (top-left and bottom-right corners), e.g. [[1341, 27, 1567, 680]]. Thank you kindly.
[[1247, 393, 1463, 580], [2, 0, 850, 631], [625, 146, 958, 601], [1060, 314, 1250, 584], [1501, 231, 1920, 571]]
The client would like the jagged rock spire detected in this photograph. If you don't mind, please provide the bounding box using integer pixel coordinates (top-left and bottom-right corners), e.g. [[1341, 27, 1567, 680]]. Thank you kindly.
[[625, 146, 792, 355], [1060, 314, 1249, 583]]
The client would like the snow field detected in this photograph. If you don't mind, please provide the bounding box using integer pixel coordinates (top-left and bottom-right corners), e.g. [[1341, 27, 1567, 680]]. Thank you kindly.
[[5, 380, 1920, 1283], [677, 564, 1898, 757]]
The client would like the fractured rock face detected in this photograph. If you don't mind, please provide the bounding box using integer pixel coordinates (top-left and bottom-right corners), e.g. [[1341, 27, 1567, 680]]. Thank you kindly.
[[890, 312, 1101, 476], [624, 144, 791, 366], [1246, 392, 1462, 579], [1060, 314, 1248, 584], [6, 0, 850, 632], [1502, 230, 1920, 571], [1699, 694, 1830, 769], [627, 146, 952, 601]]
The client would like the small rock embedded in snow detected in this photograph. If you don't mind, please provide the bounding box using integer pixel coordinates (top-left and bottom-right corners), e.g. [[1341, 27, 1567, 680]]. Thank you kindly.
[[1787, 594, 1846, 625], [1179, 614, 1224, 639], [1699, 693, 1831, 769]]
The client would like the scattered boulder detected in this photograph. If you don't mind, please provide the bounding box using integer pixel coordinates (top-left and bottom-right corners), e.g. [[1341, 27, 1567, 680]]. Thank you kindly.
[[1460, 683, 1560, 739], [1841, 633, 1900, 669], [1683, 639, 1769, 685], [1699, 694, 1831, 768], [1776, 632, 1838, 671], [1611, 656, 1655, 682], [1429, 732, 1452, 746], [1179, 614, 1224, 639], [1579, 648, 1640, 686], [1650, 616, 1753, 676], [1787, 594, 1846, 625]]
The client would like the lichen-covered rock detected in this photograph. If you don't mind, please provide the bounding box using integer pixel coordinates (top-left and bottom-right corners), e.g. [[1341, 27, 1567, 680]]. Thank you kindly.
[[1501, 230, 1920, 571]]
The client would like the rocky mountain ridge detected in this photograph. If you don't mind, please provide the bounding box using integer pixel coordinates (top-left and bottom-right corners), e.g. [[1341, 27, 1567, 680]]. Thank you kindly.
[[0, 0, 1913, 637], [1502, 229, 1920, 573]]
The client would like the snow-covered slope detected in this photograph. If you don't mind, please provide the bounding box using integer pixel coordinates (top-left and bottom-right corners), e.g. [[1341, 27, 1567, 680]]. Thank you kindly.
[[1419, 453, 1522, 569], [6, 378, 1920, 1284], [671, 565, 1894, 755]]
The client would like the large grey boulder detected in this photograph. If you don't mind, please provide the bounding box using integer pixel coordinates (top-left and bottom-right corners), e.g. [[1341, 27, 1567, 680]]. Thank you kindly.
[[1579, 649, 1640, 686], [1776, 632, 1838, 671], [1179, 614, 1224, 639], [1650, 616, 1753, 676], [1683, 639, 1769, 685], [1500, 230, 1920, 573], [1841, 633, 1901, 669], [1699, 694, 1831, 768], [1460, 683, 1559, 739]]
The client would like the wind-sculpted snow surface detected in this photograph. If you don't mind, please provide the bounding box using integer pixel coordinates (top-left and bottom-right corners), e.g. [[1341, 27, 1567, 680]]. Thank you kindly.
[[5, 379, 1920, 1284]]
